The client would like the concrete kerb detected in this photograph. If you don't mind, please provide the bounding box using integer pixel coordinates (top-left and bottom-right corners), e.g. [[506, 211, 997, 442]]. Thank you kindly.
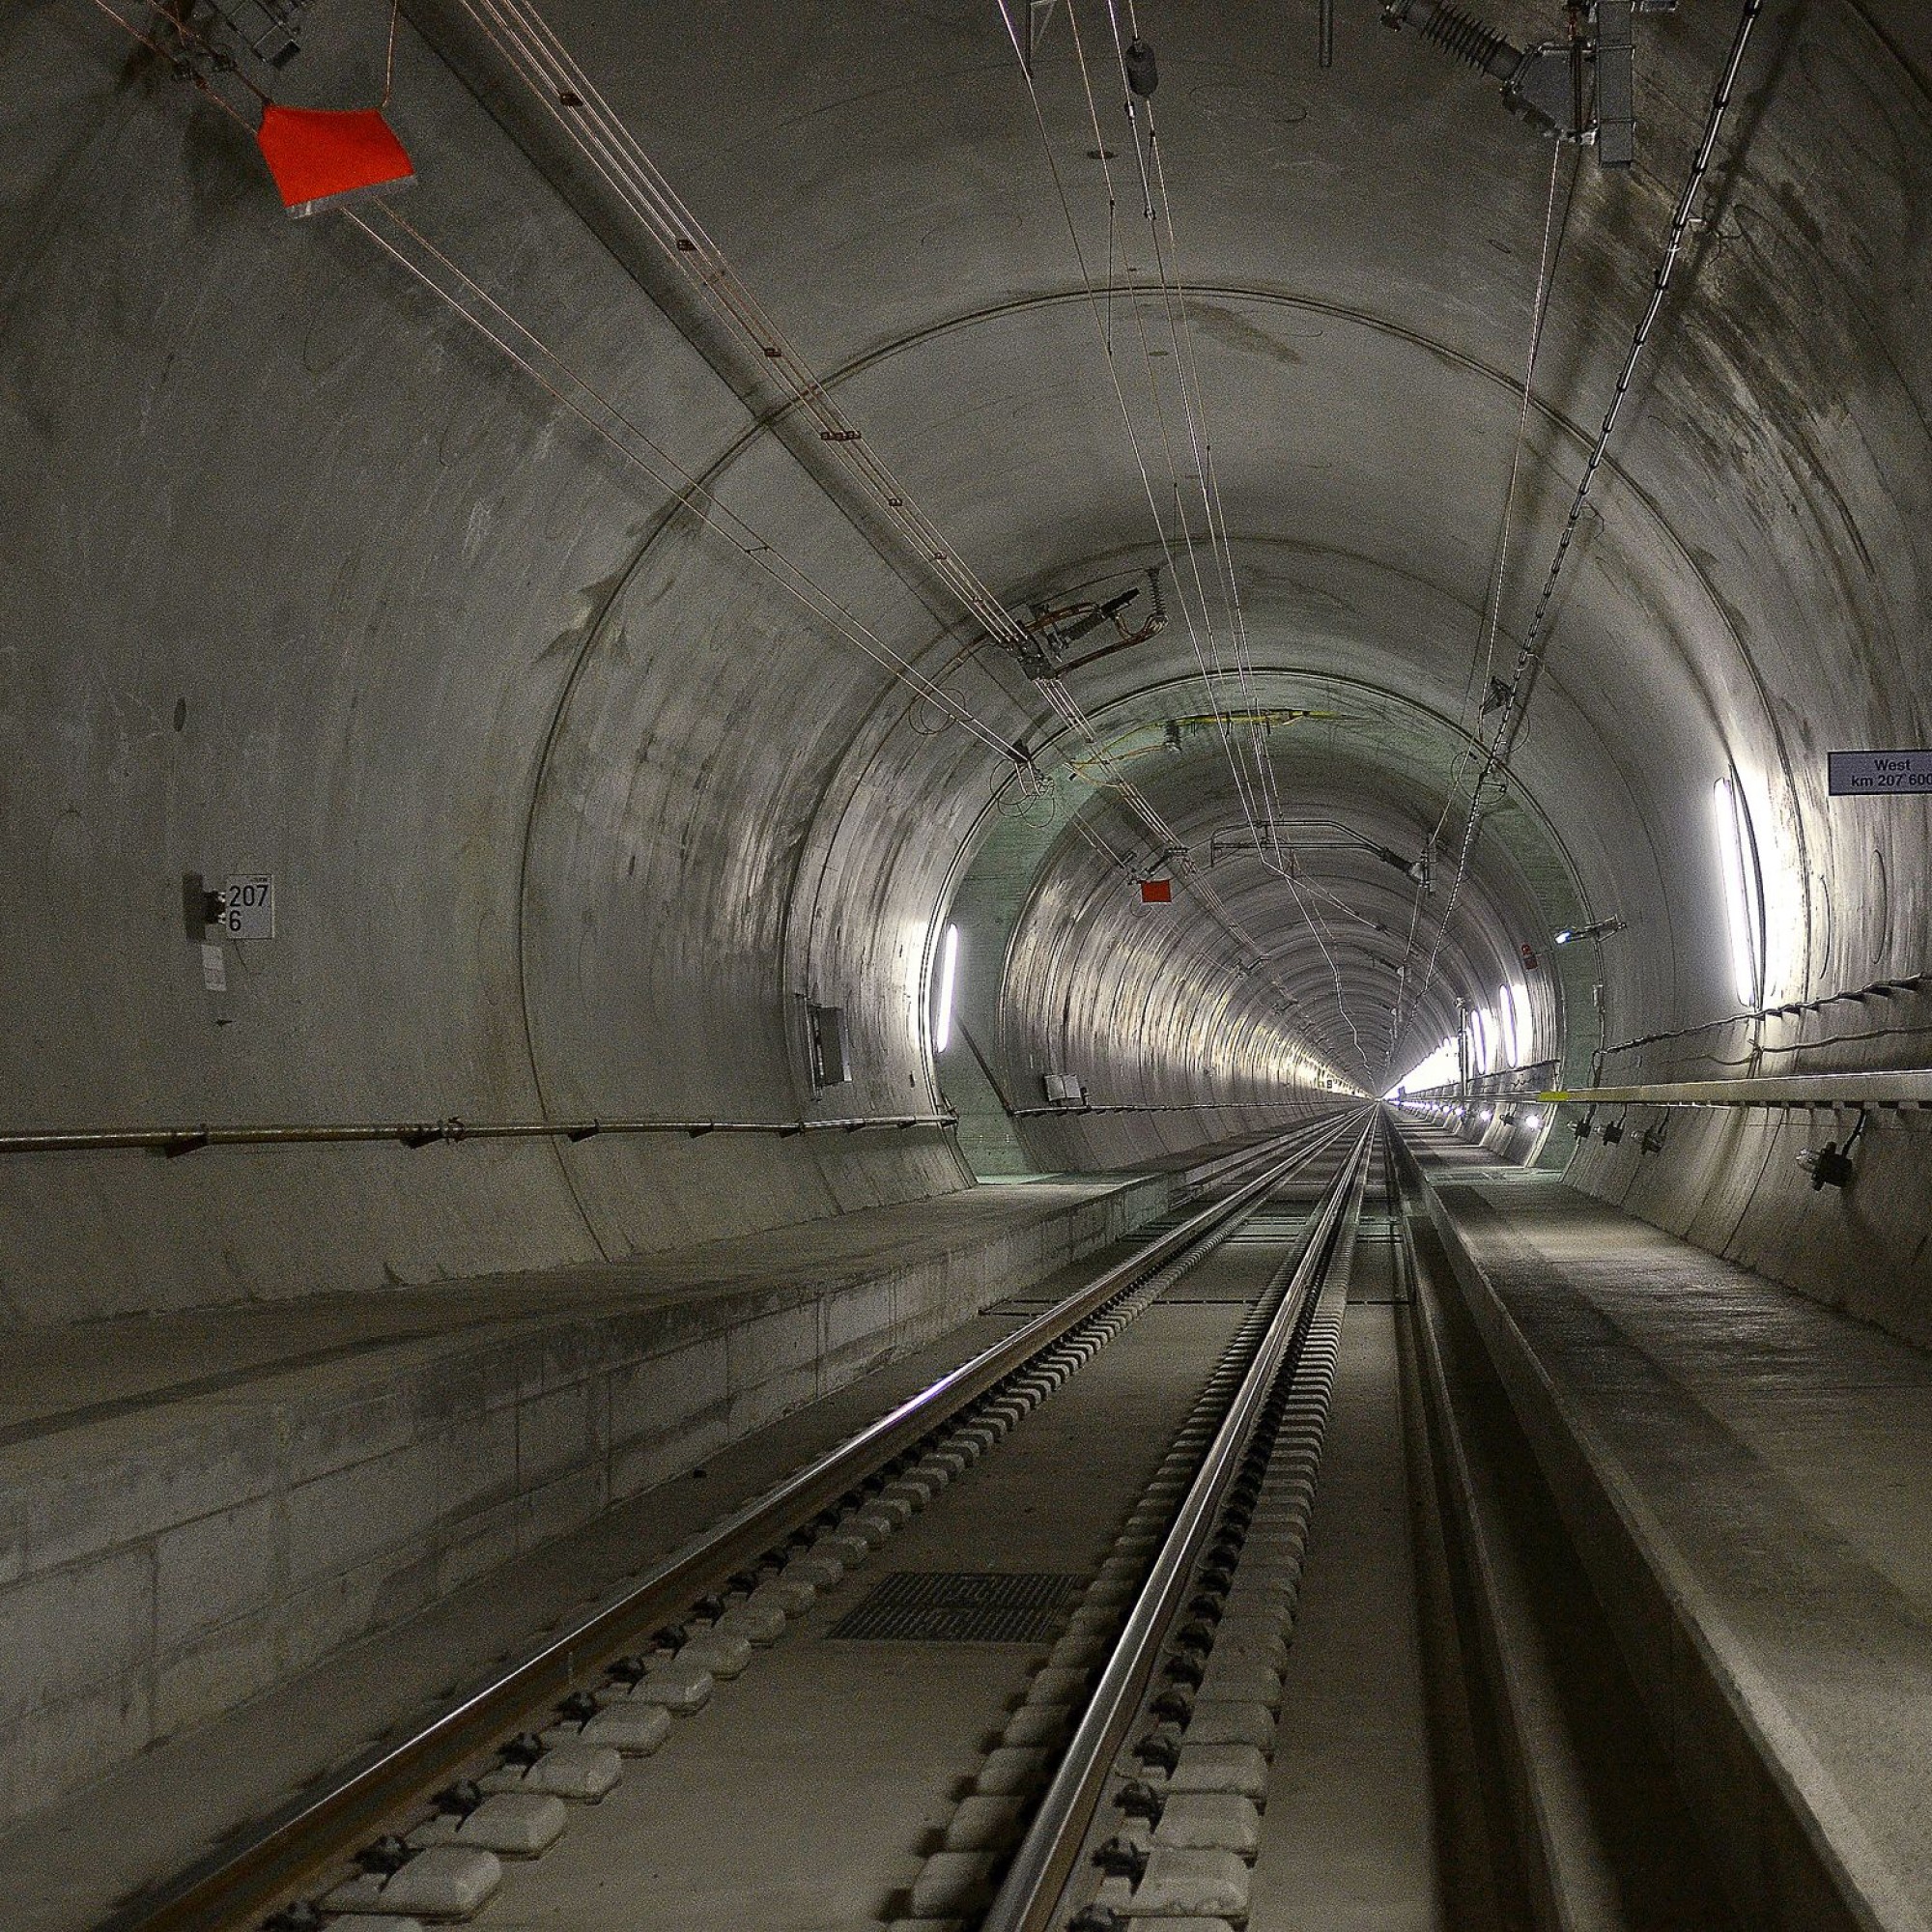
[[1411, 1162, 1925, 1932]]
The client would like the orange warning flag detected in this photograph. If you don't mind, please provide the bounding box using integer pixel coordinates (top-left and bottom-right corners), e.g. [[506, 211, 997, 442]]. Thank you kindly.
[[256, 104, 415, 218]]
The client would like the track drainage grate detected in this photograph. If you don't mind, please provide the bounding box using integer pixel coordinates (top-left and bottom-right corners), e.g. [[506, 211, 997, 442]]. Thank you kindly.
[[829, 1572, 1085, 1642]]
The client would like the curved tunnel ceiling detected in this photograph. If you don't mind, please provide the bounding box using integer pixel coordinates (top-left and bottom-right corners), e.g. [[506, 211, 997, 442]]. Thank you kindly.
[[3, 0, 1929, 1316], [503, 0, 1921, 1090], [952, 666, 1588, 1086]]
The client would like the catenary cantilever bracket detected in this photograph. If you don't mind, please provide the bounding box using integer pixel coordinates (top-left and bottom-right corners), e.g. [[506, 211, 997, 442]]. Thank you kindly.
[[1380, 0, 1671, 167]]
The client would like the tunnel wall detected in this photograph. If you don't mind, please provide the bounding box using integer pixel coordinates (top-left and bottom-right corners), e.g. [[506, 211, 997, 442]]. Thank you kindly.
[[1564, 985, 1932, 1347], [989, 817, 1339, 1173], [1538, 3, 1932, 1343], [0, 9, 998, 1327], [6, 0, 1932, 1354], [1409, 1053, 1932, 1349]]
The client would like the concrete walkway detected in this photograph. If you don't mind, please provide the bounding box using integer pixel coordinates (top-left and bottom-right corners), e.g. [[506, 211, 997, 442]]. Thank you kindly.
[[0, 1157, 1267, 1932], [1406, 1130, 1932, 1932], [0, 1171, 1183, 1836], [0, 1178, 1170, 1439]]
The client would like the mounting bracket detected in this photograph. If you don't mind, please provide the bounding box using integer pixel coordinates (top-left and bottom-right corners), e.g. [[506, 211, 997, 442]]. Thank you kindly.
[[1381, 0, 1674, 168], [1018, 574, 1168, 680]]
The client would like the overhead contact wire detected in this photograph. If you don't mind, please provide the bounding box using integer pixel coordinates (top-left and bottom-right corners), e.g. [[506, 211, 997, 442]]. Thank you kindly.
[[1102, 0, 1372, 1071], [453, 0, 1042, 665], [345, 207, 1023, 758], [1005, 0, 1285, 865], [989, 0, 1356, 1078], [459, 0, 1290, 989], [988, 7, 1345, 1077], [1391, 0, 1765, 1073]]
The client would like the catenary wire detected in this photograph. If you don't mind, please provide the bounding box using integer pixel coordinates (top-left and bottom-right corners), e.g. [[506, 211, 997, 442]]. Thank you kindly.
[[1101, 0, 1371, 1056], [1387, 0, 1767, 1079], [995, 0, 1370, 1075]]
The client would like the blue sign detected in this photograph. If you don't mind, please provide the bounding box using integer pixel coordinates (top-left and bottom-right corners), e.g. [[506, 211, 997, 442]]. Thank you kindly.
[[1829, 752, 1932, 795]]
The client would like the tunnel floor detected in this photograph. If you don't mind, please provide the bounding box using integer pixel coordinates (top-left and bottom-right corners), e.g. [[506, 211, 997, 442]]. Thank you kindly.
[[1407, 1131, 1932, 1928], [5, 1123, 1928, 1931]]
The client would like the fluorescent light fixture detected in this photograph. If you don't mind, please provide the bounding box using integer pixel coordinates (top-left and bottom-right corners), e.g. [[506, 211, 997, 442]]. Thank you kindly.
[[933, 924, 960, 1052], [1502, 980, 1531, 1065], [1469, 1007, 1492, 1075], [1714, 776, 1761, 1007]]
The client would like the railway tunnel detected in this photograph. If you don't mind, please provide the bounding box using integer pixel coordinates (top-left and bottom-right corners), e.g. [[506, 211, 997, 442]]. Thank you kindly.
[[3, 0, 1930, 1926]]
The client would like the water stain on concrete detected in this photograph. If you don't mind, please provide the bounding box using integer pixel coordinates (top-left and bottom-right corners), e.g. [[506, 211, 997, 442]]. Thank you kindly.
[[1186, 301, 1307, 368]]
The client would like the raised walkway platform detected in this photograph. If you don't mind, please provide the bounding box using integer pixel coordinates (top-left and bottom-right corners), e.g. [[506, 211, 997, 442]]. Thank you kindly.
[[0, 1130, 1312, 1931], [1401, 1125, 1932, 1932], [0, 1165, 1210, 1837]]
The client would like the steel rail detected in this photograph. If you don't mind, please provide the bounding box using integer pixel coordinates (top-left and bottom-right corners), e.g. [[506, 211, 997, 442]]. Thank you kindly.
[[106, 1111, 1358, 1932], [980, 1114, 1375, 1932], [1171, 1123, 1341, 1190]]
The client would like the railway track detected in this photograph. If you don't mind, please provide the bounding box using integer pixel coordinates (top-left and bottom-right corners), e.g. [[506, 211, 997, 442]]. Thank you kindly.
[[109, 1109, 1369, 1932], [101, 1110, 1754, 1932], [968, 1118, 1371, 1932]]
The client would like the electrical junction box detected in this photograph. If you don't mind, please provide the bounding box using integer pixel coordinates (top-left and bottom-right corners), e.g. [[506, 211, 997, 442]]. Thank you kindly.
[[1042, 1072, 1087, 1106], [809, 1004, 851, 1088]]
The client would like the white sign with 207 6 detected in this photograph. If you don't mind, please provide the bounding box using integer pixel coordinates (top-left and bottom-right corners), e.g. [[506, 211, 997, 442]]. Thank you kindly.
[[218, 875, 276, 939]]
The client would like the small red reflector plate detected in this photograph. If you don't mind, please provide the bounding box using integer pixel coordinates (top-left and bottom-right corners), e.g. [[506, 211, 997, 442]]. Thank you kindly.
[[1140, 878, 1173, 903], [256, 104, 415, 218]]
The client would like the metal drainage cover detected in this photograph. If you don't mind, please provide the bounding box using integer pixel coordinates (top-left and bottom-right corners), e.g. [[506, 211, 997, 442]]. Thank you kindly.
[[829, 1572, 1085, 1642]]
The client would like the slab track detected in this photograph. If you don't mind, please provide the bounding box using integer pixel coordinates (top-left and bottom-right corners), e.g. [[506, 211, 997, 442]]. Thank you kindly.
[[115, 1109, 1749, 1932]]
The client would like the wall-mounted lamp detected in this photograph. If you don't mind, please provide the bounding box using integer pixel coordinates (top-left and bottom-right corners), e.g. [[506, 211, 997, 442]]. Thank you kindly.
[[1501, 980, 1532, 1065], [933, 924, 960, 1054], [1468, 1007, 1492, 1076], [1714, 775, 1763, 1007]]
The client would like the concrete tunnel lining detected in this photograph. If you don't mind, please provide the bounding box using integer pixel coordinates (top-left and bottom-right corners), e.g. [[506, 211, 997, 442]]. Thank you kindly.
[[4, 0, 1932, 1327], [4, 0, 1932, 1909]]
